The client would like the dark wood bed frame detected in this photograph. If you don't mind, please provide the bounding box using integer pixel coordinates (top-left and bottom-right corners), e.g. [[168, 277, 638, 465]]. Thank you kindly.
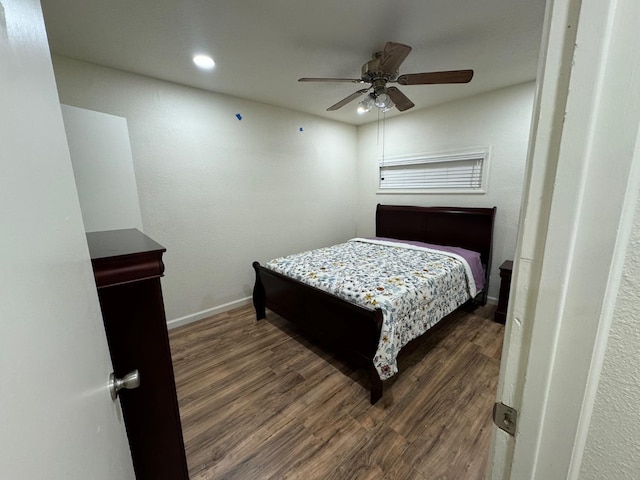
[[252, 204, 497, 404]]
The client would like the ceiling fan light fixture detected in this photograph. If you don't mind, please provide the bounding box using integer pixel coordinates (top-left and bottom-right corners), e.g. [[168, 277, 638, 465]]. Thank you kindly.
[[381, 99, 395, 113], [357, 94, 375, 114], [374, 92, 393, 109]]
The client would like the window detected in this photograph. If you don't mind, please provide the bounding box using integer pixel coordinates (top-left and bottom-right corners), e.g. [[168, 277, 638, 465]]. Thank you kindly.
[[378, 147, 489, 194]]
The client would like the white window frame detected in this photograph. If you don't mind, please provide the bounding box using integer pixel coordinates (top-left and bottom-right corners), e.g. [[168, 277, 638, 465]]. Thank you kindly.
[[377, 146, 490, 194]]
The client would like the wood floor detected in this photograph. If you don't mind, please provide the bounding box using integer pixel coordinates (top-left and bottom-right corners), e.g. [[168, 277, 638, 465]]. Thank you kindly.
[[169, 303, 504, 480]]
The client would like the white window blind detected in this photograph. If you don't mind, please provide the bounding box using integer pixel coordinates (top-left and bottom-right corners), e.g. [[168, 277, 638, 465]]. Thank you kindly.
[[379, 148, 488, 193]]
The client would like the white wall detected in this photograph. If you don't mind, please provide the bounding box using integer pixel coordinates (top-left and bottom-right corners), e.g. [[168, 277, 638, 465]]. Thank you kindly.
[[356, 82, 535, 300], [52, 56, 358, 325], [61, 105, 143, 232], [579, 198, 640, 478]]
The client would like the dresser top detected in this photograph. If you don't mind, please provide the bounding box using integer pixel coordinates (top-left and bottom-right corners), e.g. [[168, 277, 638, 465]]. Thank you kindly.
[[87, 228, 165, 260]]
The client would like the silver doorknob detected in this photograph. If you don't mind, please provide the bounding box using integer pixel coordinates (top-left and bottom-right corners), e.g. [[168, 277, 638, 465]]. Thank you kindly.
[[109, 369, 140, 400]]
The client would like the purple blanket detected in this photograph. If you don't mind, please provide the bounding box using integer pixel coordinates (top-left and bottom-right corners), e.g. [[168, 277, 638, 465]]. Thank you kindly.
[[371, 237, 485, 293]]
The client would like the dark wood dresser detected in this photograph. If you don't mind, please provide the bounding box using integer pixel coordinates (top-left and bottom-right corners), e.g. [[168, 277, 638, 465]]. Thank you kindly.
[[87, 229, 188, 480], [495, 260, 513, 324]]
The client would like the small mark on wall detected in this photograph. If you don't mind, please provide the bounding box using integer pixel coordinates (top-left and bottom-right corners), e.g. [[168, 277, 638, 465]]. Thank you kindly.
[[235, 113, 242, 121], [299, 127, 304, 132]]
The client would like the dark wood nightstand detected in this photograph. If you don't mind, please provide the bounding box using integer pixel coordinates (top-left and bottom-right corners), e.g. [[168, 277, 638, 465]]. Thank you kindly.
[[495, 260, 513, 324]]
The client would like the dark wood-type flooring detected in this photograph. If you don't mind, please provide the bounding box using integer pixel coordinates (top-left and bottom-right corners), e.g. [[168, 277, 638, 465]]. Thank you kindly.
[[169, 303, 504, 479]]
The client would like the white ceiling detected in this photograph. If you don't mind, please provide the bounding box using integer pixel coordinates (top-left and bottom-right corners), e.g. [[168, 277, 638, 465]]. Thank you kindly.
[[41, 0, 546, 126]]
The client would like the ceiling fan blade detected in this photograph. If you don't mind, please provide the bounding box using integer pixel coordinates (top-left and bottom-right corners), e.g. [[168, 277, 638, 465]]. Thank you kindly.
[[299, 77, 365, 84], [378, 42, 412, 75], [396, 69, 474, 85], [327, 89, 370, 111], [386, 87, 415, 112]]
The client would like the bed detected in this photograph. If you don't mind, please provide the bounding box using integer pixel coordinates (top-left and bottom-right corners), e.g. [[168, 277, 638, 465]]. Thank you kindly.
[[252, 204, 496, 404]]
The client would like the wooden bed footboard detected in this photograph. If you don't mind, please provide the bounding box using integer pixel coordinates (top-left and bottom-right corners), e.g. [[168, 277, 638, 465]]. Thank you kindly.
[[252, 261, 385, 403]]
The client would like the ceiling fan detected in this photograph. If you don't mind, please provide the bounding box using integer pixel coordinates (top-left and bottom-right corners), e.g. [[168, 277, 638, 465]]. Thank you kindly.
[[299, 41, 473, 113]]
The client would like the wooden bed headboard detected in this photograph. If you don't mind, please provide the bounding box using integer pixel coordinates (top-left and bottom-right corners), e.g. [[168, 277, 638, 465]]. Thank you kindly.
[[376, 204, 497, 300]]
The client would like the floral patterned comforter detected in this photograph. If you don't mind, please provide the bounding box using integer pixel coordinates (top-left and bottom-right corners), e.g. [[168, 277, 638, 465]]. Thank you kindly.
[[265, 238, 479, 380]]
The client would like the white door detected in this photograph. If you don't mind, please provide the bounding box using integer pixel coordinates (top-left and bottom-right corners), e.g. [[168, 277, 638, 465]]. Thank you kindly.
[[0, 1, 135, 478], [489, 0, 640, 477]]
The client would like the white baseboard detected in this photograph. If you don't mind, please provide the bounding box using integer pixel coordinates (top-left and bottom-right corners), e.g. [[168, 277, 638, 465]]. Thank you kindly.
[[167, 296, 252, 330], [486, 295, 498, 305]]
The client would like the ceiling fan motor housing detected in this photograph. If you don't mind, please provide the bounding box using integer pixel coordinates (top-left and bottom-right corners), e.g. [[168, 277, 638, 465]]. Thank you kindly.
[[362, 54, 398, 83]]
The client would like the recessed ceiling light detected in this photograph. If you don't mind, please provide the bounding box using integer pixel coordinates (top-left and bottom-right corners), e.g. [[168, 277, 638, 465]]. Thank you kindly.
[[193, 54, 215, 70]]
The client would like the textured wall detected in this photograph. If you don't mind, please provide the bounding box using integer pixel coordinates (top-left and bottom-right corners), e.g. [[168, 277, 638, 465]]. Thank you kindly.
[[580, 194, 640, 479], [52, 56, 358, 323], [356, 82, 535, 301]]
